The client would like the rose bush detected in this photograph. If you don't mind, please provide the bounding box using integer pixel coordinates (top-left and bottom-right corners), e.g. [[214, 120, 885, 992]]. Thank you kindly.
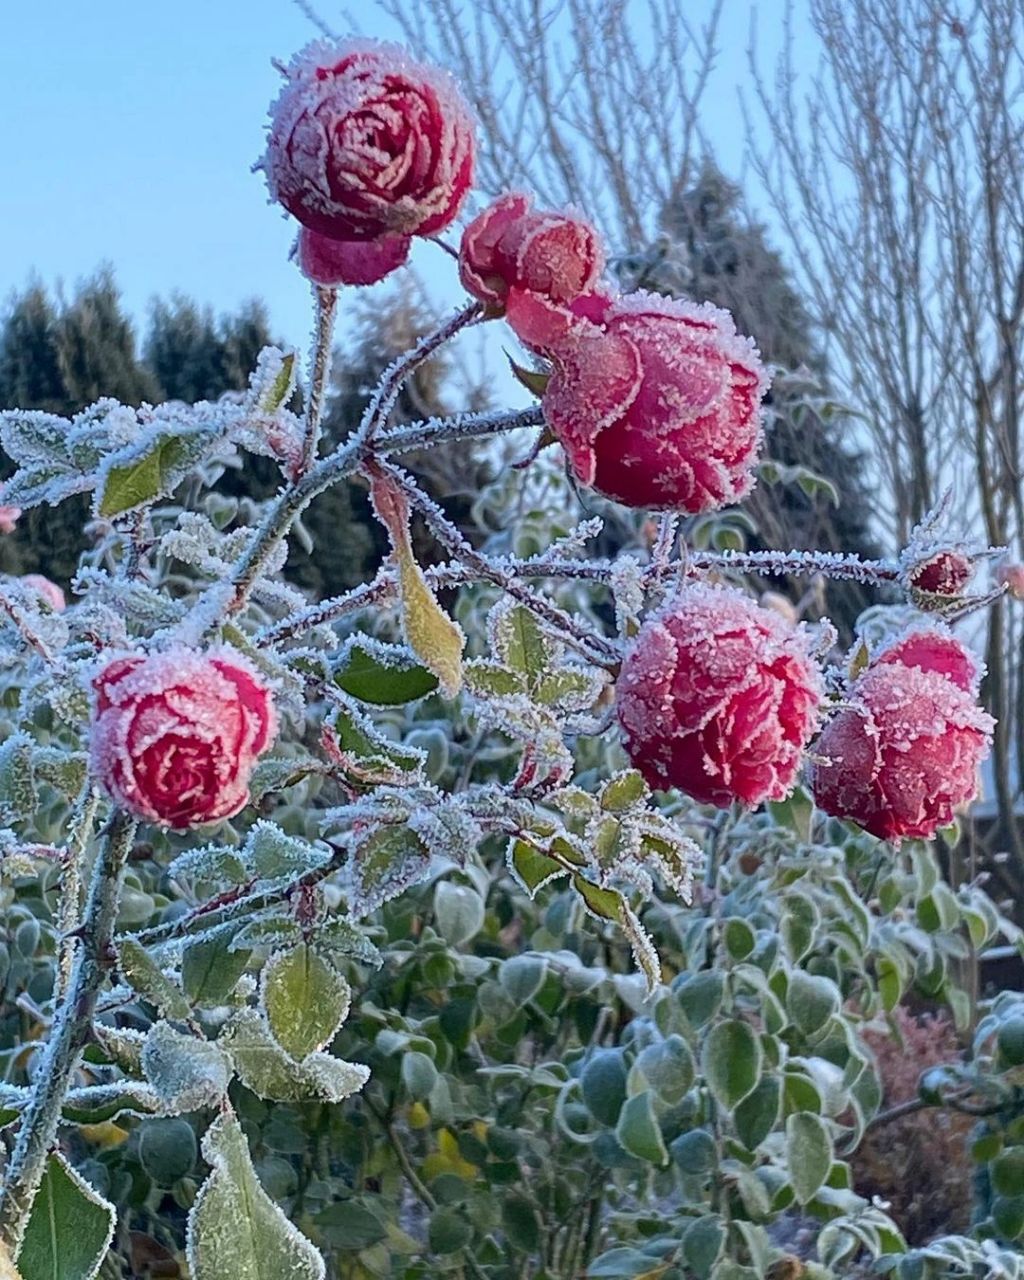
[[0, 24, 1016, 1280]]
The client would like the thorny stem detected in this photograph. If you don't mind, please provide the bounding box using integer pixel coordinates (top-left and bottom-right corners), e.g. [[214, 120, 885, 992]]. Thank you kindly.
[[0, 808, 137, 1254], [200, 305, 493, 625], [54, 786, 102, 1004], [299, 285, 339, 476]]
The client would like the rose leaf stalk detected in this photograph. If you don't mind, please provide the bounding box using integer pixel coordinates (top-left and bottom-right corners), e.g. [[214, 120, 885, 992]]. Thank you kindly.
[[0, 808, 137, 1254]]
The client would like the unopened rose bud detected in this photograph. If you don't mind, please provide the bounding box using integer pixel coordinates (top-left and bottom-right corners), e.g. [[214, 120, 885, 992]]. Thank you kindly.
[[21, 575, 66, 612], [0, 505, 22, 535], [906, 549, 974, 596]]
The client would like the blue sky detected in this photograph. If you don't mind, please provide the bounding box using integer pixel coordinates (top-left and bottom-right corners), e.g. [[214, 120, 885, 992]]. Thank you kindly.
[[1, 1, 803, 357]]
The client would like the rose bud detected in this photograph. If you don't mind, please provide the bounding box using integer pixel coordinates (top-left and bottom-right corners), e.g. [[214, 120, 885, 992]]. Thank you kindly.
[[541, 292, 768, 512], [21, 575, 66, 612], [459, 193, 604, 310], [812, 634, 993, 842], [297, 226, 410, 287], [264, 39, 474, 252], [617, 583, 823, 807], [905, 549, 974, 596], [90, 647, 277, 829]]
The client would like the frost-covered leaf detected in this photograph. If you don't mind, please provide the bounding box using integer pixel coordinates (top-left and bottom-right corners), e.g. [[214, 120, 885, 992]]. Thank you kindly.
[[507, 838, 569, 897], [600, 771, 649, 814], [167, 844, 249, 891], [572, 876, 660, 993], [262, 944, 351, 1060], [702, 1020, 762, 1110], [0, 410, 72, 466], [19, 1152, 115, 1280], [786, 1111, 833, 1204], [315, 917, 383, 967], [493, 603, 552, 687], [434, 881, 486, 947], [116, 938, 191, 1022], [329, 704, 425, 785], [31, 747, 87, 798], [243, 821, 333, 884], [219, 1009, 369, 1103], [615, 1091, 669, 1166], [348, 824, 431, 918], [142, 1023, 231, 1112], [62, 1082, 160, 1125], [229, 914, 303, 953], [463, 659, 526, 698], [248, 757, 321, 805], [251, 347, 297, 415], [181, 930, 251, 1007], [396, 546, 464, 698], [0, 734, 36, 823], [187, 1110, 326, 1280], [334, 636, 438, 705], [96, 426, 220, 518]]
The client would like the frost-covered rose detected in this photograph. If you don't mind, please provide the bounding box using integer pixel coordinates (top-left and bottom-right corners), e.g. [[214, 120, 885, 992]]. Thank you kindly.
[[265, 39, 474, 247], [905, 549, 974, 596], [541, 292, 768, 512], [297, 225, 410, 287], [21, 575, 65, 612], [459, 193, 604, 310], [0, 505, 21, 535], [617, 584, 823, 807], [812, 632, 992, 842], [90, 648, 277, 829]]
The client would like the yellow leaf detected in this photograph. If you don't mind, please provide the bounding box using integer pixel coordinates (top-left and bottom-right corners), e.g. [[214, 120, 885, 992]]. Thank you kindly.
[[421, 1127, 478, 1181], [396, 546, 464, 698]]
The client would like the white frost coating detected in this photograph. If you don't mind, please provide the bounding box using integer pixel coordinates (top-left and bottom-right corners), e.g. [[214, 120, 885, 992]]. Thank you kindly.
[[141, 1021, 232, 1112], [187, 1110, 327, 1280], [219, 1008, 369, 1103]]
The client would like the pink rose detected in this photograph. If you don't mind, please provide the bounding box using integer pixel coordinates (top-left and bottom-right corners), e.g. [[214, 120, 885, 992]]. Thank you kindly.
[[21, 575, 66, 612], [265, 39, 474, 255], [0, 506, 22, 535], [905, 549, 974, 596], [617, 584, 823, 807], [90, 648, 277, 829], [812, 632, 992, 842], [540, 292, 768, 512], [297, 225, 410, 287], [459, 193, 604, 310]]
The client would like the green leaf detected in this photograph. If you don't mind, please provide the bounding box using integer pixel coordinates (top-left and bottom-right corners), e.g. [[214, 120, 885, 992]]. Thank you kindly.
[[600, 770, 649, 814], [263, 944, 351, 1060], [97, 427, 217, 518], [506, 354, 551, 398], [682, 1216, 725, 1279], [495, 603, 551, 686], [187, 1110, 326, 1279], [334, 639, 438, 705], [219, 1009, 369, 1103], [116, 938, 191, 1021], [499, 954, 548, 1005], [733, 1075, 781, 1151], [786, 970, 839, 1037], [349, 824, 430, 917], [181, 931, 251, 1007], [244, 822, 333, 883], [701, 1020, 762, 1109], [722, 918, 757, 961], [507, 839, 567, 897], [142, 1022, 231, 1112], [501, 1193, 541, 1251], [401, 1051, 439, 1102], [255, 349, 297, 414], [786, 1111, 833, 1204], [581, 1050, 628, 1127], [314, 1199, 388, 1252], [676, 971, 725, 1029], [615, 1091, 669, 1166], [428, 1205, 473, 1255], [463, 660, 526, 698], [434, 881, 485, 947], [19, 1153, 114, 1280], [636, 1035, 695, 1105], [330, 704, 425, 785]]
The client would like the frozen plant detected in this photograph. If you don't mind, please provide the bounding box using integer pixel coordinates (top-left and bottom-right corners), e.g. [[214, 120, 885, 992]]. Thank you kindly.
[[0, 29, 1014, 1280]]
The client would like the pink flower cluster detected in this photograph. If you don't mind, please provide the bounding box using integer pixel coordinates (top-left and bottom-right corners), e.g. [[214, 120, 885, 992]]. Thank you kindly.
[[461, 196, 768, 512], [617, 585, 823, 808], [812, 630, 993, 842], [90, 648, 277, 829], [265, 40, 474, 287]]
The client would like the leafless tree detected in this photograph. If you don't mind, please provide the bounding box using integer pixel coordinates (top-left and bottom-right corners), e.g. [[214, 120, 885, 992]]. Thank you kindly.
[[375, 0, 723, 252], [749, 0, 1024, 870]]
